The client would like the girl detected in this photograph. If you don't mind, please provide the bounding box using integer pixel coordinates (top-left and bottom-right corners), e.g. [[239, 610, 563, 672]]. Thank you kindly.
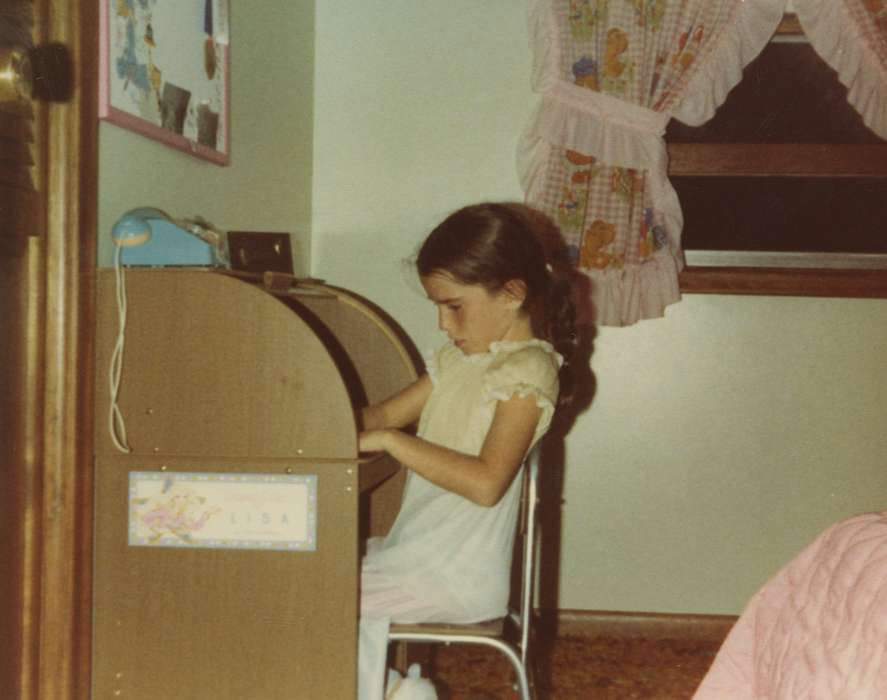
[[358, 202, 578, 699]]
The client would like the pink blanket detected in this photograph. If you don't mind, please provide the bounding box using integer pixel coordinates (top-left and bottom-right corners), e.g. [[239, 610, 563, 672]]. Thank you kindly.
[[693, 512, 887, 699]]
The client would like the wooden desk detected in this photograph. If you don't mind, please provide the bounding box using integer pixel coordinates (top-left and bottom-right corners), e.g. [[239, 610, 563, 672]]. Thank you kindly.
[[93, 269, 418, 699]]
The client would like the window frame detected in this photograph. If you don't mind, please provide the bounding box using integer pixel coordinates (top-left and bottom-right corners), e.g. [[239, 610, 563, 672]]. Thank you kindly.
[[670, 14, 887, 298]]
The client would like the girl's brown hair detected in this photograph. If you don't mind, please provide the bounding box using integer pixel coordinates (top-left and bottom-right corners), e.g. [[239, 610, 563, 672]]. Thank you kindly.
[[417, 202, 578, 407]]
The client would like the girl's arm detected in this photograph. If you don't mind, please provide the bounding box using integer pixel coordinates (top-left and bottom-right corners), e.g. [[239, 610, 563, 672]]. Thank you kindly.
[[359, 374, 433, 431], [359, 392, 542, 507]]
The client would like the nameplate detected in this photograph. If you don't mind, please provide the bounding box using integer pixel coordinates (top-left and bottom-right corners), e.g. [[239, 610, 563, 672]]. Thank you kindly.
[[128, 472, 317, 551]]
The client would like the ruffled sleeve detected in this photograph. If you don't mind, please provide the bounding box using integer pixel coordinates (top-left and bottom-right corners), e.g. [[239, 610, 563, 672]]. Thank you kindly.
[[482, 342, 561, 429], [425, 342, 461, 386]]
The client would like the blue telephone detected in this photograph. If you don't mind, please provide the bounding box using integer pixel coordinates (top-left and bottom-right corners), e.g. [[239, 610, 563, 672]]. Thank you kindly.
[[111, 207, 228, 267], [107, 207, 229, 453]]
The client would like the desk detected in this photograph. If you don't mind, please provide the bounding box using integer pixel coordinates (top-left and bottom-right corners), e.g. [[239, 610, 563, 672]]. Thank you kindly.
[[93, 269, 419, 699]]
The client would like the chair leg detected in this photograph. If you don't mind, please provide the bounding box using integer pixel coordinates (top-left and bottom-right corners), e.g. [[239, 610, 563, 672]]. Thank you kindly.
[[507, 659, 531, 700], [474, 640, 531, 700], [525, 652, 538, 700], [510, 647, 537, 700], [388, 636, 533, 700], [523, 636, 538, 700]]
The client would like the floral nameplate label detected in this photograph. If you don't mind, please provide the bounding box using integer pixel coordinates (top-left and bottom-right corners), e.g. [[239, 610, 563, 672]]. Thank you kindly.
[[129, 472, 317, 551]]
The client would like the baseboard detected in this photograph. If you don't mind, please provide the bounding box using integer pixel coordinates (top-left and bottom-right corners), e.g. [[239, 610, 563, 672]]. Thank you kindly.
[[538, 609, 737, 643]]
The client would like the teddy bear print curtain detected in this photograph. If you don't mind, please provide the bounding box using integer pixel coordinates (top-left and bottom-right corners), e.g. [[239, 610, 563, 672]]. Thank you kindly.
[[518, 0, 785, 326]]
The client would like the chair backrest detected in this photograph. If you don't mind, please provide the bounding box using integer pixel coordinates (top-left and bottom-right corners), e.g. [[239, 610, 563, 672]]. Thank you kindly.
[[515, 443, 541, 663], [387, 445, 542, 700]]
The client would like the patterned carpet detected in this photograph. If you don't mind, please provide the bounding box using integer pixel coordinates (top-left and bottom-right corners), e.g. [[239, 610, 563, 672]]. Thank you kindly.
[[425, 633, 723, 699]]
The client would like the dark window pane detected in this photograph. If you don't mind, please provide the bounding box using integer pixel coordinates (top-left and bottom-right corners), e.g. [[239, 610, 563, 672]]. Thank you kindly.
[[666, 43, 880, 145], [674, 177, 887, 254]]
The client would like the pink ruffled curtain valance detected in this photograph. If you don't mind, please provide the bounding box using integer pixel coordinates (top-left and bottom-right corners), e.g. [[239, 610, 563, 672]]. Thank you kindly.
[[793, 0, 887, 140], [518, 0, 886, 327]]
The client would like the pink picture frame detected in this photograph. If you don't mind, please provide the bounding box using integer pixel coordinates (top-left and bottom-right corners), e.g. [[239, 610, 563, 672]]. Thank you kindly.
[[99, 0, 230, 165]]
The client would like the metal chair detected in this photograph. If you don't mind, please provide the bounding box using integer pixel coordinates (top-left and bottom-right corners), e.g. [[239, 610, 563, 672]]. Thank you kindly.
[[388, 444, 542, 700]]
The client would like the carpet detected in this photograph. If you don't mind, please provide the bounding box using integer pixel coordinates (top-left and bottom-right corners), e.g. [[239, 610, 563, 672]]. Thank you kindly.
[[426, 633, 721, 699]]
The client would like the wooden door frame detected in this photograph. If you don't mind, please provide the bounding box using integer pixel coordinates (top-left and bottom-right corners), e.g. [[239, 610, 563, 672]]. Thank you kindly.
[[24, 2, 98, 697]]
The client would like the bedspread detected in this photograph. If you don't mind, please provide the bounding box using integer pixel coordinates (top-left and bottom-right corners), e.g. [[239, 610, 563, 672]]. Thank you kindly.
[[693, 512, 887, 699]]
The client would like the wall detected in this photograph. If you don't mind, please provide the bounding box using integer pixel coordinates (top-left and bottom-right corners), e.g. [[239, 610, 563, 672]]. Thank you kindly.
[[96, 1, 886, 616], [312, 1, 887, 614], [97, 0, 315, 275]]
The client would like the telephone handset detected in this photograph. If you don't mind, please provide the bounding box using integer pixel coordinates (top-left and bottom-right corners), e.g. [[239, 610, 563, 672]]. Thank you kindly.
[[111, 207, 228, 267]]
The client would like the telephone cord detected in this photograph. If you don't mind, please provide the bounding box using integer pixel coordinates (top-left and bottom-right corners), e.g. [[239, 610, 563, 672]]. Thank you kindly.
[[109, 244, 132, 453]]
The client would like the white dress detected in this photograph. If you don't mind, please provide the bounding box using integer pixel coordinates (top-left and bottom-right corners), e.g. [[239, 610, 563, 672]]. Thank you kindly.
[[358, 339, 560, 699]]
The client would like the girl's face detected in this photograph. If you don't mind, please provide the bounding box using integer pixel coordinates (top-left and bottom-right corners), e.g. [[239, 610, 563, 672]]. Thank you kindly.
[[421, 272, 530, 355]]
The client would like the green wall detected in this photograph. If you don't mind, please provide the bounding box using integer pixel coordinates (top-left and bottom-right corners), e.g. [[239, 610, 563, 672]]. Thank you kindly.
[[97, 0, 887, 615], [311, 2, 887, 615]]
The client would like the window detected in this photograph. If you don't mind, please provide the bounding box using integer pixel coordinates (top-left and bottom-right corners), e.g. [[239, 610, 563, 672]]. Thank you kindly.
[[666, 15, 887, 298]]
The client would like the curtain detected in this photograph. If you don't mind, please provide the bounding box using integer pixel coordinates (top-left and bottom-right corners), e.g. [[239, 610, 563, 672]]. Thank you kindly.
[[518, 0, 785, 326], [793, 0, 887, 140]]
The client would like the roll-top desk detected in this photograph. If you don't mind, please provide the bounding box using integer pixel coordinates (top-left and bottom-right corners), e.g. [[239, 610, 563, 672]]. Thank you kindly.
[[93, 269, 419, 699]]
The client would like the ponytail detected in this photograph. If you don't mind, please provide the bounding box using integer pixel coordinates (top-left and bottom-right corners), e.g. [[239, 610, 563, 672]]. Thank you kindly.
[[533, 256, 578, 410], [505, 202, 579, 409]]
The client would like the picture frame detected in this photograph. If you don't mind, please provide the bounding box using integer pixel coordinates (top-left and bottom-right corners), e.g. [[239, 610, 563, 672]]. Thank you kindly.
[[99, 0, 230, 165]]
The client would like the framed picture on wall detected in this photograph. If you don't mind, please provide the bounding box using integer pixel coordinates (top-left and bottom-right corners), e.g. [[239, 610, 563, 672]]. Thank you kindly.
[[99, 0, 230, 165]]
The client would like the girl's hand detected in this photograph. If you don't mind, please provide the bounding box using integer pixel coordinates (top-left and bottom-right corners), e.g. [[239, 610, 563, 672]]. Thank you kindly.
[[360, 375, 432, 431], [359, 429, 391, 454]]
